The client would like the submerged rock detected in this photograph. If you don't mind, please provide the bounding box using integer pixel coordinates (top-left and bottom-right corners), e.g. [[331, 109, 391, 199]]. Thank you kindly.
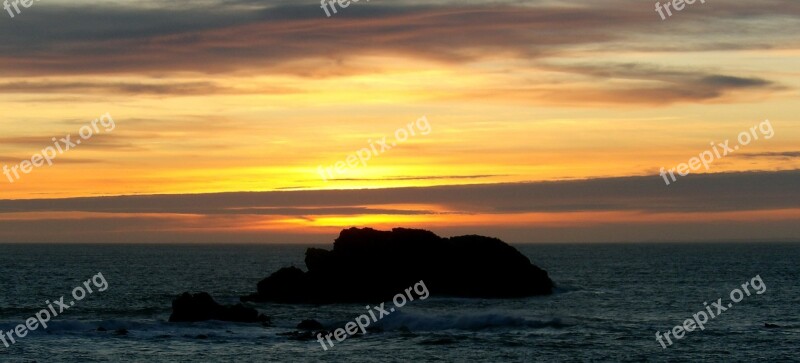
[[278, 330, 317, 341], [297, 319, 324, 330], [242, 228, 554, 304], [170, 292, 270, 325]]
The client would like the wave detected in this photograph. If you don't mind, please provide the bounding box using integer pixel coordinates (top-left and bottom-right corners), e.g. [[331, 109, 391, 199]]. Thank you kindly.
[[0, 319, 155, 334], [376, 311, 569, 331], [0, 318, 286, 343]]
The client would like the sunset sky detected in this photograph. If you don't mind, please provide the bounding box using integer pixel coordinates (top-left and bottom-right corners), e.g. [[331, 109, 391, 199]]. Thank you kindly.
[[0, 0, 798, 243]]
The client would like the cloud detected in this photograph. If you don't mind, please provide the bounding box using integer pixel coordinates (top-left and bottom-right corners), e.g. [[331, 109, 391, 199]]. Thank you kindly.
[[0, 156, 104, 164], [701, 75, 774, 89], [0, 134, 140, 151], [1, 170, 798, 215], [326, 175, 504, 182], [511, 63, 785, 105], [0, 1, 792, 106], [0, 170, 798, 243], [738, 151, 800, 159], [0, 80, 296, 96], [0, 1, 796, 77]]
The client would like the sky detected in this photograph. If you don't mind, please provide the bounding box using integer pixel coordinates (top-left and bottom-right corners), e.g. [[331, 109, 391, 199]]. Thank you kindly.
[[0, 0, 797, 243]]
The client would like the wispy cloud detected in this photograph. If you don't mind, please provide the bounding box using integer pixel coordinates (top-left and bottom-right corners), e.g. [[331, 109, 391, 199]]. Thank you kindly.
[[0, 81, 297, 96], [738, 151, 800, 159]]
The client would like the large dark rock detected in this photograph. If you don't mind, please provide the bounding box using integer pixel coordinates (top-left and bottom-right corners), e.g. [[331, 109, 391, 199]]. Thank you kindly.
[[170, 292, 270, 324], [242, 228, 554, 304]]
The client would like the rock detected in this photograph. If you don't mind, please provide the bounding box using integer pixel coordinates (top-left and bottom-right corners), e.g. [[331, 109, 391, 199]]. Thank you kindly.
[[279, 331, 316, 341], [250, 267, 309, 303], [196, 334, 209, 339], [764, 323, 780, 328], [96, 326, 107, 332], [169, 292, 271, 325], [305, 248, 334, 272], [114, 328, 128, 336], [242, 228, 554, 303], [297, 319, 324, 330]]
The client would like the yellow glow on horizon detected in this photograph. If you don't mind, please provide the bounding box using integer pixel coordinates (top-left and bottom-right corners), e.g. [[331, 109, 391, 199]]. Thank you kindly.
[[0, 41, 797, 202]]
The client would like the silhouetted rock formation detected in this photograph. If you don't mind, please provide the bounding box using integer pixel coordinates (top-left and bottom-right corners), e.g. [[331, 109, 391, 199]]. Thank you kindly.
[[170, 292, 270, 324], [242, 228, 553, 304]]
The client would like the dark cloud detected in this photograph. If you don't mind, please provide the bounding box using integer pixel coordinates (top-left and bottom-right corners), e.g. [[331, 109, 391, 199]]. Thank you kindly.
[[738, 151, 800, 159], [326, 175, 504, 182], [523, 63, 783, 105], [0, 1, 792, 105], [0, 80, 297, 96], [701, 75, 773, 89], [0, 170, 798, 243], [0, 81, 199, 95], [1, 170, 798, 215], [0, 1, 795, 77]]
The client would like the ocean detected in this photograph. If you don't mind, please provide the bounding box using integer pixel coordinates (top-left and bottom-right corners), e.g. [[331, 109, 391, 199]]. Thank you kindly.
[[0, 243, 797, 362]]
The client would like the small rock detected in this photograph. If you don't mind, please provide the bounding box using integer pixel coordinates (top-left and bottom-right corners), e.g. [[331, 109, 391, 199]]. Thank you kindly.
[[296, 319, 324, 330], [169, 292, 270, 325], [278, 331, 315, 341]]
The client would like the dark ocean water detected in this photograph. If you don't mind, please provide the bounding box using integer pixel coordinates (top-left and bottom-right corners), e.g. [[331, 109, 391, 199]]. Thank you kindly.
[[0, 243, 797, 362]]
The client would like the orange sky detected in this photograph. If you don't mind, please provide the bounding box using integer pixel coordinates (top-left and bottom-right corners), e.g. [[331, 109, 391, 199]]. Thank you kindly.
[[0, 0, 798, 243]]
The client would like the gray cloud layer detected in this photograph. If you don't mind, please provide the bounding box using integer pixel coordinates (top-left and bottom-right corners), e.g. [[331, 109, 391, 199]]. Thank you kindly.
[[0, 1, 794, 105], [1, 170, 798, 215], [0, 1, 797, 75], [0, 170, 798, 243]]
